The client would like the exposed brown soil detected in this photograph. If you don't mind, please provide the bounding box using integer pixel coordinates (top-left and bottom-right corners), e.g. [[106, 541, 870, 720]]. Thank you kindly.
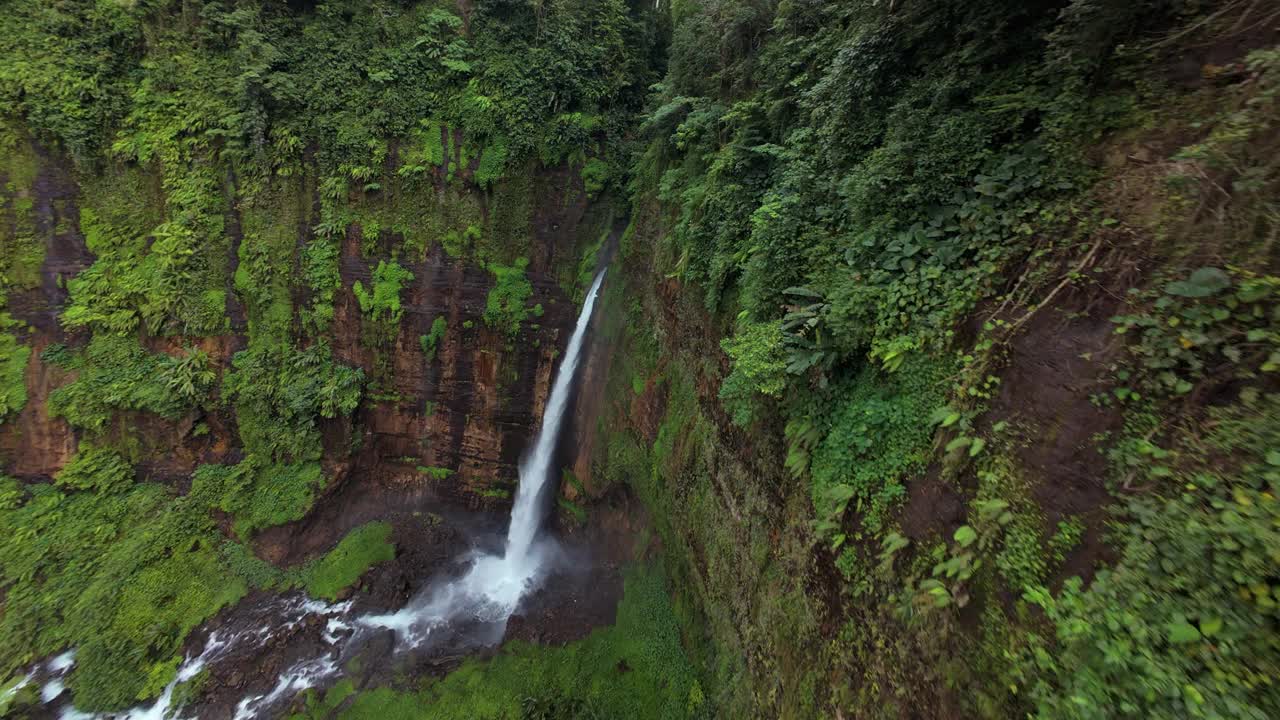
[[995, 277, 1125, 585]]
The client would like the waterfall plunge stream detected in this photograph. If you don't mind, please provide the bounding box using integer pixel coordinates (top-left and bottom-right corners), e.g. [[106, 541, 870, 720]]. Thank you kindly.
[[48, 269, 608, 720]]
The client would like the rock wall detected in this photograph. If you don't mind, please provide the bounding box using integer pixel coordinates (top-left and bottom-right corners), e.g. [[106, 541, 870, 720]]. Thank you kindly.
[[0, 137, 611, 517]]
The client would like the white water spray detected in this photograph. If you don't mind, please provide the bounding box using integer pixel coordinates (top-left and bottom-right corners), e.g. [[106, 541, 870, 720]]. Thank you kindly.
[[506, 268, 606, 566]]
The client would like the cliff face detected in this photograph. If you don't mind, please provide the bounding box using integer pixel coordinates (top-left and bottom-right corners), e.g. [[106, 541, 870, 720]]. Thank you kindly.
[[0, 134, 607, 511], [0, 1, 673, 713], [324, 163, 603, 506], [0, 144, 88, 476]]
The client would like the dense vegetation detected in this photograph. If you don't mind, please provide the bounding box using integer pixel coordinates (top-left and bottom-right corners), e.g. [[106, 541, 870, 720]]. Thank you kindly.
[[2, 0, 1278, 718], [587, 0, 1280, 718]]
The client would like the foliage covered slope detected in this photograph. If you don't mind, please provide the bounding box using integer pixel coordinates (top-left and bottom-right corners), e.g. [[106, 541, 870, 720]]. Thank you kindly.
[[587, 0, 1280, 718]]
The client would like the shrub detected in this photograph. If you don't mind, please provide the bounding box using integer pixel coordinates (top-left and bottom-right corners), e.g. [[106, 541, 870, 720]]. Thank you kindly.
[[354, 259, 415, 325], [718, 321, 787, 427], [420, 315, 448, 362], [1018, 394, 1280, 719], [222, 341, 364, 462], [54, 447, 134, 494], [46, 335, 211, 433], [484, 258, 534, 337], [0, 328, 29, 422]]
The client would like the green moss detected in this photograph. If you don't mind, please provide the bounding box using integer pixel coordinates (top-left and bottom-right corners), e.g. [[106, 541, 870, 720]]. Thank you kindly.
[[415, 466, 454, 481], [0, 127, 45, 293], [296, 522, 395, 601], [581, 157, 610, 197], [652, 367, 701, 480], [486, 172, 533, 263], [398, 120, 447, 177], [474, 136, 509, 188], [442, 224, 484, 259], [59, 172, 161, 334], [70, 129, 227, 337], [219, 541, 286, 591], [237, 187, 305, 342]]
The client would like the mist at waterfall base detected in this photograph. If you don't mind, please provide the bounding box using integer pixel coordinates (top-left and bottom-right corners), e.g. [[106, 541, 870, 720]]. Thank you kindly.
[[42, 269, 608, 720], [360, 267, 608, 646]]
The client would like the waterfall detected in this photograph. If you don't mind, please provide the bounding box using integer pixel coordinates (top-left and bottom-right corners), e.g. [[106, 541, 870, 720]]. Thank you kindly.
[[361, 268, 608, 642], [504, 267, 606, 564]]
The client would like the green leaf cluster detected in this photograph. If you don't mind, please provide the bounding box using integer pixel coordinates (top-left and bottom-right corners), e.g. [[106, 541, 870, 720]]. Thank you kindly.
[[0, 327, 30, 423], [1017, 394, 1280, 719], [354, 260, 415, 326], [46, 335, 214, 433], [420, 315, 448, 362], [484, 258, 534, 338]]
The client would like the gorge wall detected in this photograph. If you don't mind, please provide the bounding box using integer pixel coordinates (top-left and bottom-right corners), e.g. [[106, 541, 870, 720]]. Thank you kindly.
[[0, 1, 667, 713], [1, 136, 601, 494]]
